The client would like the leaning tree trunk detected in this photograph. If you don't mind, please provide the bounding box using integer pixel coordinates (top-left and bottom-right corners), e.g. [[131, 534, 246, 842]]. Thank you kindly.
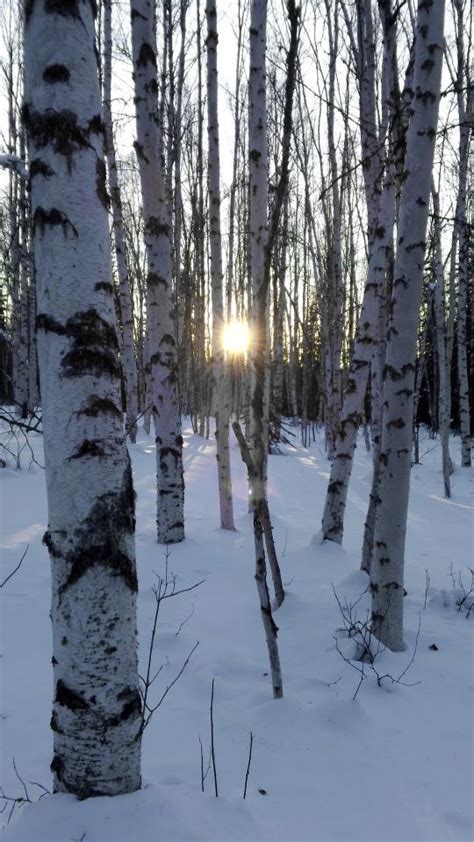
[[247, 0, 284, 697], [131, 0, 185, 543], [206, 0, 235, 531], [370, 0, 446, 652], [24, 0, 141, 795], [103, 0, 138, 442]]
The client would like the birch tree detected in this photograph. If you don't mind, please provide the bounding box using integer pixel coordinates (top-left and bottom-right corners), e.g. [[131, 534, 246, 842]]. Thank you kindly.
[[370, 0, 446, 651], [103, 0, 138, 442], [432, 186, 453, 497], [452, 0, 472, 467], [321, 0, 400, 544], [24, 0, 141, 794], [131, 0, 185, 543], [206, 0, 235, 530]]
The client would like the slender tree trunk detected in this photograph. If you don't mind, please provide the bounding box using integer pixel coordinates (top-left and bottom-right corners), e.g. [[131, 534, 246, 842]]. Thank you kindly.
[[206, 0, 235, 530], [323, 0, 344, 459], [432, 187, 453, 496], [131, 0, 185, 543], [226, 0, 245, 319], [321, 169, 396, 542], [248, 0, 270, 493], [24, 0, 141, 794], [103, 0, 138, 442], [174, 0, 187, 405], [453, 0, 471, 466], [370, 0, 446, 651]]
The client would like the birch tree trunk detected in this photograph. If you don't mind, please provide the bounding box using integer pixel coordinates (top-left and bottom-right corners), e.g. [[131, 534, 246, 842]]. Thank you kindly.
[[432, 186, 452, 497], [323, 0, 344, 460], [24, 0, 141, 794], [321, 0, 400, 544], [103, 0, 138, 442], [174, 0, 187, 400], [453, 0, 472, 467], [370, 0, 446, 651], [249, 0, 269, 495], [131, 0, 185, 543], [206, 0, 235, 531]]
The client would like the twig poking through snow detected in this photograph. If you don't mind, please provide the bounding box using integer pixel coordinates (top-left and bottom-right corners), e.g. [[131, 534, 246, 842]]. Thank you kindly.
[[242, 731, 254, 799], [210, 678, 218, 797], [0, 546, 28, 589]]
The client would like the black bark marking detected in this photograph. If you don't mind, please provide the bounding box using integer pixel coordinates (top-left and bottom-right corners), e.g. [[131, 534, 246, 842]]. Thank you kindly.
[[387, 417, 406, 429], [50, 711, 63, 733], [159, 446, 181, 473], [405, 240, 426, 252], [146, 217, 169, 237], [159, 333, 175, 347], [147, 272, 167, 288], [60, 459, 137, 594], [108, 689, 142, 726], [23, 106, 93, 170], [34, 207, 78, 238], [68, 439, 106, 460], [78, 395, 122, 419], [94, 281, 114, 294], [50, 753, 65, 781], [30, 159, 54, 178], [24, 0, 35, 18], [36, 313, 67, 335], [133, 141, 148, 162], [383, 362, 416, 381], [56, 679, 89, 710], [96, 159, 110, 209], [144, 79, 158, 95], [137, 42, 156, 67], [43, 530, 64, 558], [60, 309, 120, 380], [44, 0, 80, 17], [88, 114, 105, 135], [421, 58, 435, 72], [43, 64, 70, 83]]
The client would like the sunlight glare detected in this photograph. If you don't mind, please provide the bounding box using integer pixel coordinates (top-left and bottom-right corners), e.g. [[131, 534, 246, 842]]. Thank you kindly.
[[222, 320, 249, 354]]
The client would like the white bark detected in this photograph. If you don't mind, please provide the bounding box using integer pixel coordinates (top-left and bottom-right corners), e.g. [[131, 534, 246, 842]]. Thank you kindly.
[[249, 0, 269, 500], [432, 187, 452, 496], [131, 0, 185, 543], [24, 0, 141, 795], [321, 0, 400, 545], [206, 0, 235, 531], [371, 0, 446, 651], [103, 0, 138, 443], [322, 1, 344, 460], [321, 170, 396, 543]]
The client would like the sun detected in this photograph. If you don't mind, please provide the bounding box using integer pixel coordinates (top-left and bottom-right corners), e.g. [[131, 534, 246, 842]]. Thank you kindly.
[[222, 320, 250, 355]]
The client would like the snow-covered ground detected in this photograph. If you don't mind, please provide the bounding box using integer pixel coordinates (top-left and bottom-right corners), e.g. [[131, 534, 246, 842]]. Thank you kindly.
[[1, 421, 473, 842]]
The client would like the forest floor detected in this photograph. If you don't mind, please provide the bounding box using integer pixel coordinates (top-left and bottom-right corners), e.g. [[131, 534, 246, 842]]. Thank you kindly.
[[0, 420, 473, 842]]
